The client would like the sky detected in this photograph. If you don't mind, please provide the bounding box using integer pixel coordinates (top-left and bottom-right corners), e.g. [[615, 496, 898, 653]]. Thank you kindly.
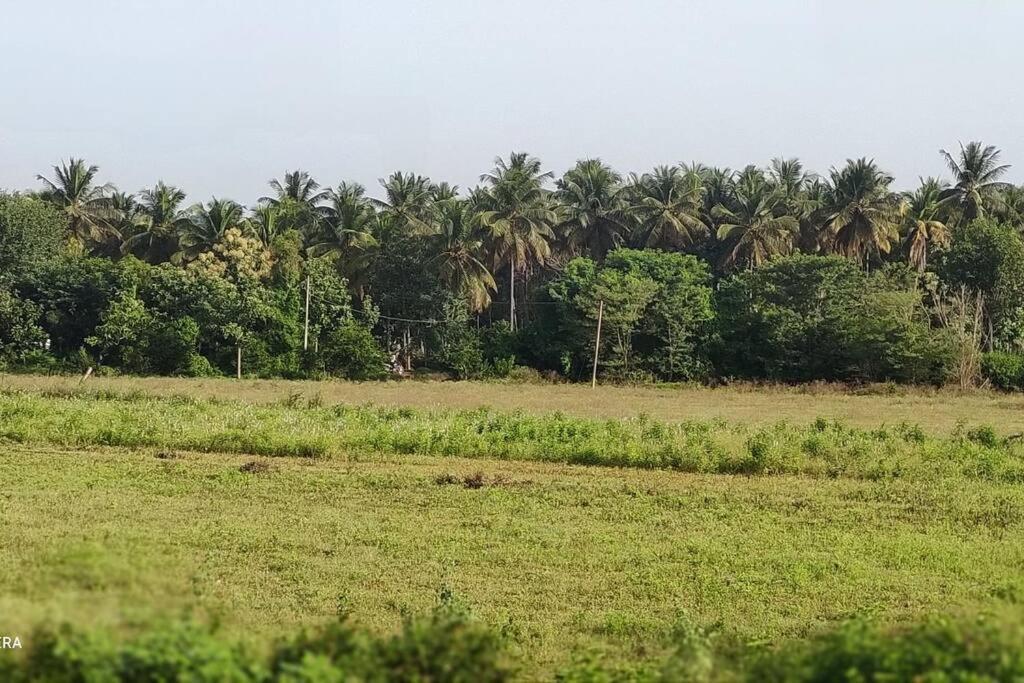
[[2, 0, 1022, 205]]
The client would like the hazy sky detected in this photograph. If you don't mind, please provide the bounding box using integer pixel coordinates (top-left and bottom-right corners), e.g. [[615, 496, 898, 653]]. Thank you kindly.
[[2, 0, 1022, 204]]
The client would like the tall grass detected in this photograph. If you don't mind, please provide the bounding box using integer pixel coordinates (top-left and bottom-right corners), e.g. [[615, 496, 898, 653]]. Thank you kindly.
[[1, 388, 1022, 481]]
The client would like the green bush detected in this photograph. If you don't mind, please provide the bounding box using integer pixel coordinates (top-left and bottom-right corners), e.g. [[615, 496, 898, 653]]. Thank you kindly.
[[749, 615, 1024, 682], [321, 321, 388, 380], [1, 606, 511, 682], [982, 351, 1024, 391], [0, 288, 45, 362]]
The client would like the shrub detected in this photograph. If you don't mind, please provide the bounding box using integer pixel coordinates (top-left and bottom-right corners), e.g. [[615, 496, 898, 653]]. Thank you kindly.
[[982, 351, 1024, 391], [321, 321, 388, 380], [749, 615, 1024, 682], [0, 288, 45, 362]]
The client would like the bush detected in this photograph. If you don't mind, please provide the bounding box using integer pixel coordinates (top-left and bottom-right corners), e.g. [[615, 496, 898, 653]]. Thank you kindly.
[[982, 351, 1024, 391], [321, 321, 388, 380], [0, 288, 45, 362], [0, 606, 512, 682], [750, 615, 1024, 682]]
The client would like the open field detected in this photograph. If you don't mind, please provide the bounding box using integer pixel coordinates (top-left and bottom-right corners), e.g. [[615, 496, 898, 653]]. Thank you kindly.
[[3, 373, 1024, 432], [1, 381, 1024, 677], [3, 444, 1024, 677]]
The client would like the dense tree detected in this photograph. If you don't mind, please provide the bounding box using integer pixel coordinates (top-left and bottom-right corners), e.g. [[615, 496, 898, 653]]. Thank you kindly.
[[0, 194, 66, 281], [3, 146, 1023, 385]]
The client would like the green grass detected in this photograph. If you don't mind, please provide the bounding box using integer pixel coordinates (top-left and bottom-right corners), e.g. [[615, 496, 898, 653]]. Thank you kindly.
[[2, 388, 1023, 481], [2, 386, 1024, 678], [5, 372, 1024, 432]]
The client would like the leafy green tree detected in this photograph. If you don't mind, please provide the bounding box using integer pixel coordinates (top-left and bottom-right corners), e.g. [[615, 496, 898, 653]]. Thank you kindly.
[[939, 141, 1012, 224], [602, 249, 715, 380], [476, 152, 557, 331], [937, 217, 1024, 349], [86, 291, 153, 370], [549, 250, 712, 380], [716, 255, 948, 382], [0, 193, 66, 282], [0, 288, 45, 362], [554, 158, 629, 260], [18, 256, 137, 355], [902, 177, 951, 272], [321, 320, 388, 379], [823, 158, 902, 265], [36, 158, 119, 251]]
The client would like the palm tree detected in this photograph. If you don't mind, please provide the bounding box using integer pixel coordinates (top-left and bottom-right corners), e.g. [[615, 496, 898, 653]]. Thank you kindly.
[[372, 172, 435, 235], [310, 182, 379, 295], [37, 158, 118, 250], [261, 170, 328, 207], [430, 199, 496, 312], [626, 165, 707, 249], [823, 158, 902, 265], [902, 177, 951, 272], [123, 182, 190, 263], [939, 141, 1012, 224], [430, 182, 460, 202], [554, 159, 629, 260], [180, 198, 245, 258], [713, 177, 799, 271], [476, 152, 556, 331], [251, 204, 284, 248]]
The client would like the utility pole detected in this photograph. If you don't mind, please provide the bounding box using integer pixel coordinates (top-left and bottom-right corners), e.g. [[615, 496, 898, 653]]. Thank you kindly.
[[591, 300, 603, 389], [236, 345, 242, 380], [303, 274, 311, 351]]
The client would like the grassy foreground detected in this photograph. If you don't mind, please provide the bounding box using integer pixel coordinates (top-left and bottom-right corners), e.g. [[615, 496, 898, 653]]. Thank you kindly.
[[3, 443, 1024, 676], [2, 383, 1024, 677]]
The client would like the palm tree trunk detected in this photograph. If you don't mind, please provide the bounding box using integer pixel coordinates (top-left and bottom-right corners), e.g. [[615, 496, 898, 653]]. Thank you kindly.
[[509, 254, 516, 332]]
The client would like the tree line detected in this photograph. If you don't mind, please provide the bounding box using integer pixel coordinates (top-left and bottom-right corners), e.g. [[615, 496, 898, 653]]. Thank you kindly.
[[1, 142, 1023, 387]]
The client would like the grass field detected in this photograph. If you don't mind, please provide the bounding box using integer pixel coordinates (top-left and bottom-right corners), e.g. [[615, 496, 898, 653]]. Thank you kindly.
[[2, 377, 1024, 678], [4, 372, 1024, 432]]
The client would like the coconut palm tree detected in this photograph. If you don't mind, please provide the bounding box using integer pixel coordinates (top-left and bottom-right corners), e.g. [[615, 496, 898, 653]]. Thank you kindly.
[[251, 204, 284, 248], [37, 158, 118, 250], [902, 177, 951, 272], [372, 172, 435, 236], [123, 182, 190, 263], [310, 182, 379, 295], [430, 199, 495, 312], [554, 159, 630, 260], [180, 198, 245, 259], [476, 152, 556, 331], [713, 178, 799, 271], [939, 141, 1012, 224], [823, 158, 902, 265], [261, 170, 328, 207], [626, 165, 707, 249]]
